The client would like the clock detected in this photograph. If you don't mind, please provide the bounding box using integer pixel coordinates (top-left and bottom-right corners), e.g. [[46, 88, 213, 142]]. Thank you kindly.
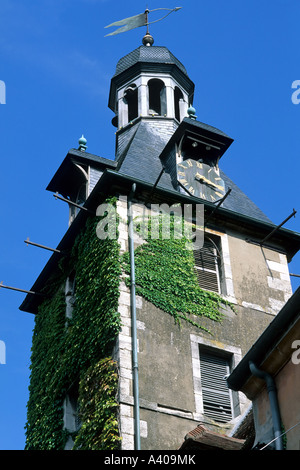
[[177, 159, 225, 201]]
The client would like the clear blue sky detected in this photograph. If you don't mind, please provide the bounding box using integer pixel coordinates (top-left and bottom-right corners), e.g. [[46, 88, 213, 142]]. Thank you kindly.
[[0, 0, 300, 450]]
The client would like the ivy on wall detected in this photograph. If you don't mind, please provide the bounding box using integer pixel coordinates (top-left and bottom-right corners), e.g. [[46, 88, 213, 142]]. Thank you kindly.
[[25, 200, 233, 450], [25, 207, 122, 450], [122, 212, 234, 332], [73, 358, 121, 450]]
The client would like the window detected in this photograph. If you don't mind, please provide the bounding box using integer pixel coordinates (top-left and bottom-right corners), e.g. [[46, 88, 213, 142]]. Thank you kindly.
[[63, 383, 81, 449], [69, 181, 87, 225], [193, 237, 221, 293], [124, 84, 138, 122], [199, 348, 233, 423], [148, 78, 167, 116], [174, 86, 184, 121], [65, 273, 76, 320], [191, 335, 241, 423]]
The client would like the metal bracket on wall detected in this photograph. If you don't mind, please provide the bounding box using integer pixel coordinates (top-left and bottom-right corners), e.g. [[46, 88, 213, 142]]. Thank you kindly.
[[24, 237, 64, 254], [204, 188, 231, 228], [246, 209, 297, 249], [0, 281, 44, 296], [53, 192, 95, 215]]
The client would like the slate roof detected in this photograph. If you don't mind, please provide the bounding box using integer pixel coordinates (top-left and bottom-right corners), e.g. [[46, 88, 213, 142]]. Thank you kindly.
[[19, 43, 300, 317], [113, 45, 189, 78], [109, 46, 194, 111], [116, 118, 273, 225], [116, 119, 174, 189], [220, 171, 272, 224], [46, 148, 117, 197], [180, 117, 232, 139]]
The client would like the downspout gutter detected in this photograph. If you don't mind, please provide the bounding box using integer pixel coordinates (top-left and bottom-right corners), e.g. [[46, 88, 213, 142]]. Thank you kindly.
[[249, 361, 283, 450], [128, 183, 141, 450]]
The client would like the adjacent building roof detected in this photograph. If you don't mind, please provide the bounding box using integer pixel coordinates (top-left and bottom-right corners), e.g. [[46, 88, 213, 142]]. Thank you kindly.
[[179, 424, 246, 450]]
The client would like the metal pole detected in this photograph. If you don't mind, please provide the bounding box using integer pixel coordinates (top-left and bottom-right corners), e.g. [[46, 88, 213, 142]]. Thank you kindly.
[[145, 8, 149, 34], [53, 192, 94, 214], [249, 362, 284, 450], [0, 282, 43, 296], [146, 167, 165, 205], [24, 238, 62, 254], [127, 183, 141, 450], [260, 209, 297, 246], [204, 188, 231, 227]]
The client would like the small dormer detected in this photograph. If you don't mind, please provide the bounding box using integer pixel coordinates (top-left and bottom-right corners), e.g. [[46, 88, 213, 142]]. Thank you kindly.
[[46, 136, 117, 226]]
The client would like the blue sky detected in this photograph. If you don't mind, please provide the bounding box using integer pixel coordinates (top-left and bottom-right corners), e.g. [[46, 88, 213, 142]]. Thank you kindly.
[[0, 0, 300, 450]]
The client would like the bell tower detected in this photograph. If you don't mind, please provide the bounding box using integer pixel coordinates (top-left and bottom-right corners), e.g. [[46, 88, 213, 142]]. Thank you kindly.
[[20, 9, 300, 452], [108, 34, 195, 154]]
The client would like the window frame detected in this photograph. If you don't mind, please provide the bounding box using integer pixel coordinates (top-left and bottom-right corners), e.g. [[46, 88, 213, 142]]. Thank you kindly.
[[191, 229, 236, 303], [148, 78, 167, 116], [124, 83, 138, 122], [190, 335, 242, 422], [174, 86, 184, 122], [199, 347, 234, 423], [193, 236, 222, 294], [63, 382, 81, 449]]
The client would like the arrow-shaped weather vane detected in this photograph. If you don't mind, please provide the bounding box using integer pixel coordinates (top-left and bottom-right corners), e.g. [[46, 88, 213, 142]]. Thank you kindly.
[[104, 7, 182, 37]]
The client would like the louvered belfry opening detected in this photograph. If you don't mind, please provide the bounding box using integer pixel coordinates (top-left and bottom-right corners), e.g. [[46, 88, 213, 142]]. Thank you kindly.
[[193, 238, 221, 293], [199, 349, 233, 423]]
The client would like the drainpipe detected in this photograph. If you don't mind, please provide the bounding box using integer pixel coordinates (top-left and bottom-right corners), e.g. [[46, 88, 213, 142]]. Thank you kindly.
[[128, 183, 141, 450], [249, 361, 283, 450]]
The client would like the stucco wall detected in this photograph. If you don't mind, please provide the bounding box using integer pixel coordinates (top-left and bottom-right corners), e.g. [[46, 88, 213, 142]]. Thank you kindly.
[[252, 358, 300, 450], [135, 298, 274, 450], [115, 197, 293, 449], [277, 359, 300, 450], [227, 230, 292, 315], [117, 291, 275, 449]]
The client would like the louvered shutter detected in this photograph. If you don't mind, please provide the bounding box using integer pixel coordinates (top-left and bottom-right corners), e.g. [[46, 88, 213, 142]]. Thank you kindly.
[[194, 239, 220, 293], [199, 350, 233, 423]]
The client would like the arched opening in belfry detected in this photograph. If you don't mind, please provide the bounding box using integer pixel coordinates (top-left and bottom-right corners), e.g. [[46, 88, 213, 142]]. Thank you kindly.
[[174, 86, 184, 122], [124, 84, 138, 122], [148, 78, 166, 116]]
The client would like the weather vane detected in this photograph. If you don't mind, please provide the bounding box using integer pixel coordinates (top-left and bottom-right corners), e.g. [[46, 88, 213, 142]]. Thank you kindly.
[[104, 7, 182, 44]]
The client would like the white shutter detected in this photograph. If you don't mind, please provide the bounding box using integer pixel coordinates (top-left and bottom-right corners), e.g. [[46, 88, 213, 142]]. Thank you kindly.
[[199, 350, 233, 423], [194, 239, 220, 293]]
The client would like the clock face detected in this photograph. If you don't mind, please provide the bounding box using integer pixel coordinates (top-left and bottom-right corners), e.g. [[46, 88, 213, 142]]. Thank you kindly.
[[177, 159, 225, 201]]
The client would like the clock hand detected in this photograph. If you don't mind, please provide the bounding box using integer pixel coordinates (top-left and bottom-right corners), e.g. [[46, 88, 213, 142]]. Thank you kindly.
[[195, 174, 218, 188], [195, 175, 224, 192]]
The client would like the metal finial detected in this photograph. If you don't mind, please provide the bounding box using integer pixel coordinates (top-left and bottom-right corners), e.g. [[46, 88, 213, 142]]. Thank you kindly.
[[187, 105, 197, 120], [142, 33, 154, 46], [78, 134, 87, 151]]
